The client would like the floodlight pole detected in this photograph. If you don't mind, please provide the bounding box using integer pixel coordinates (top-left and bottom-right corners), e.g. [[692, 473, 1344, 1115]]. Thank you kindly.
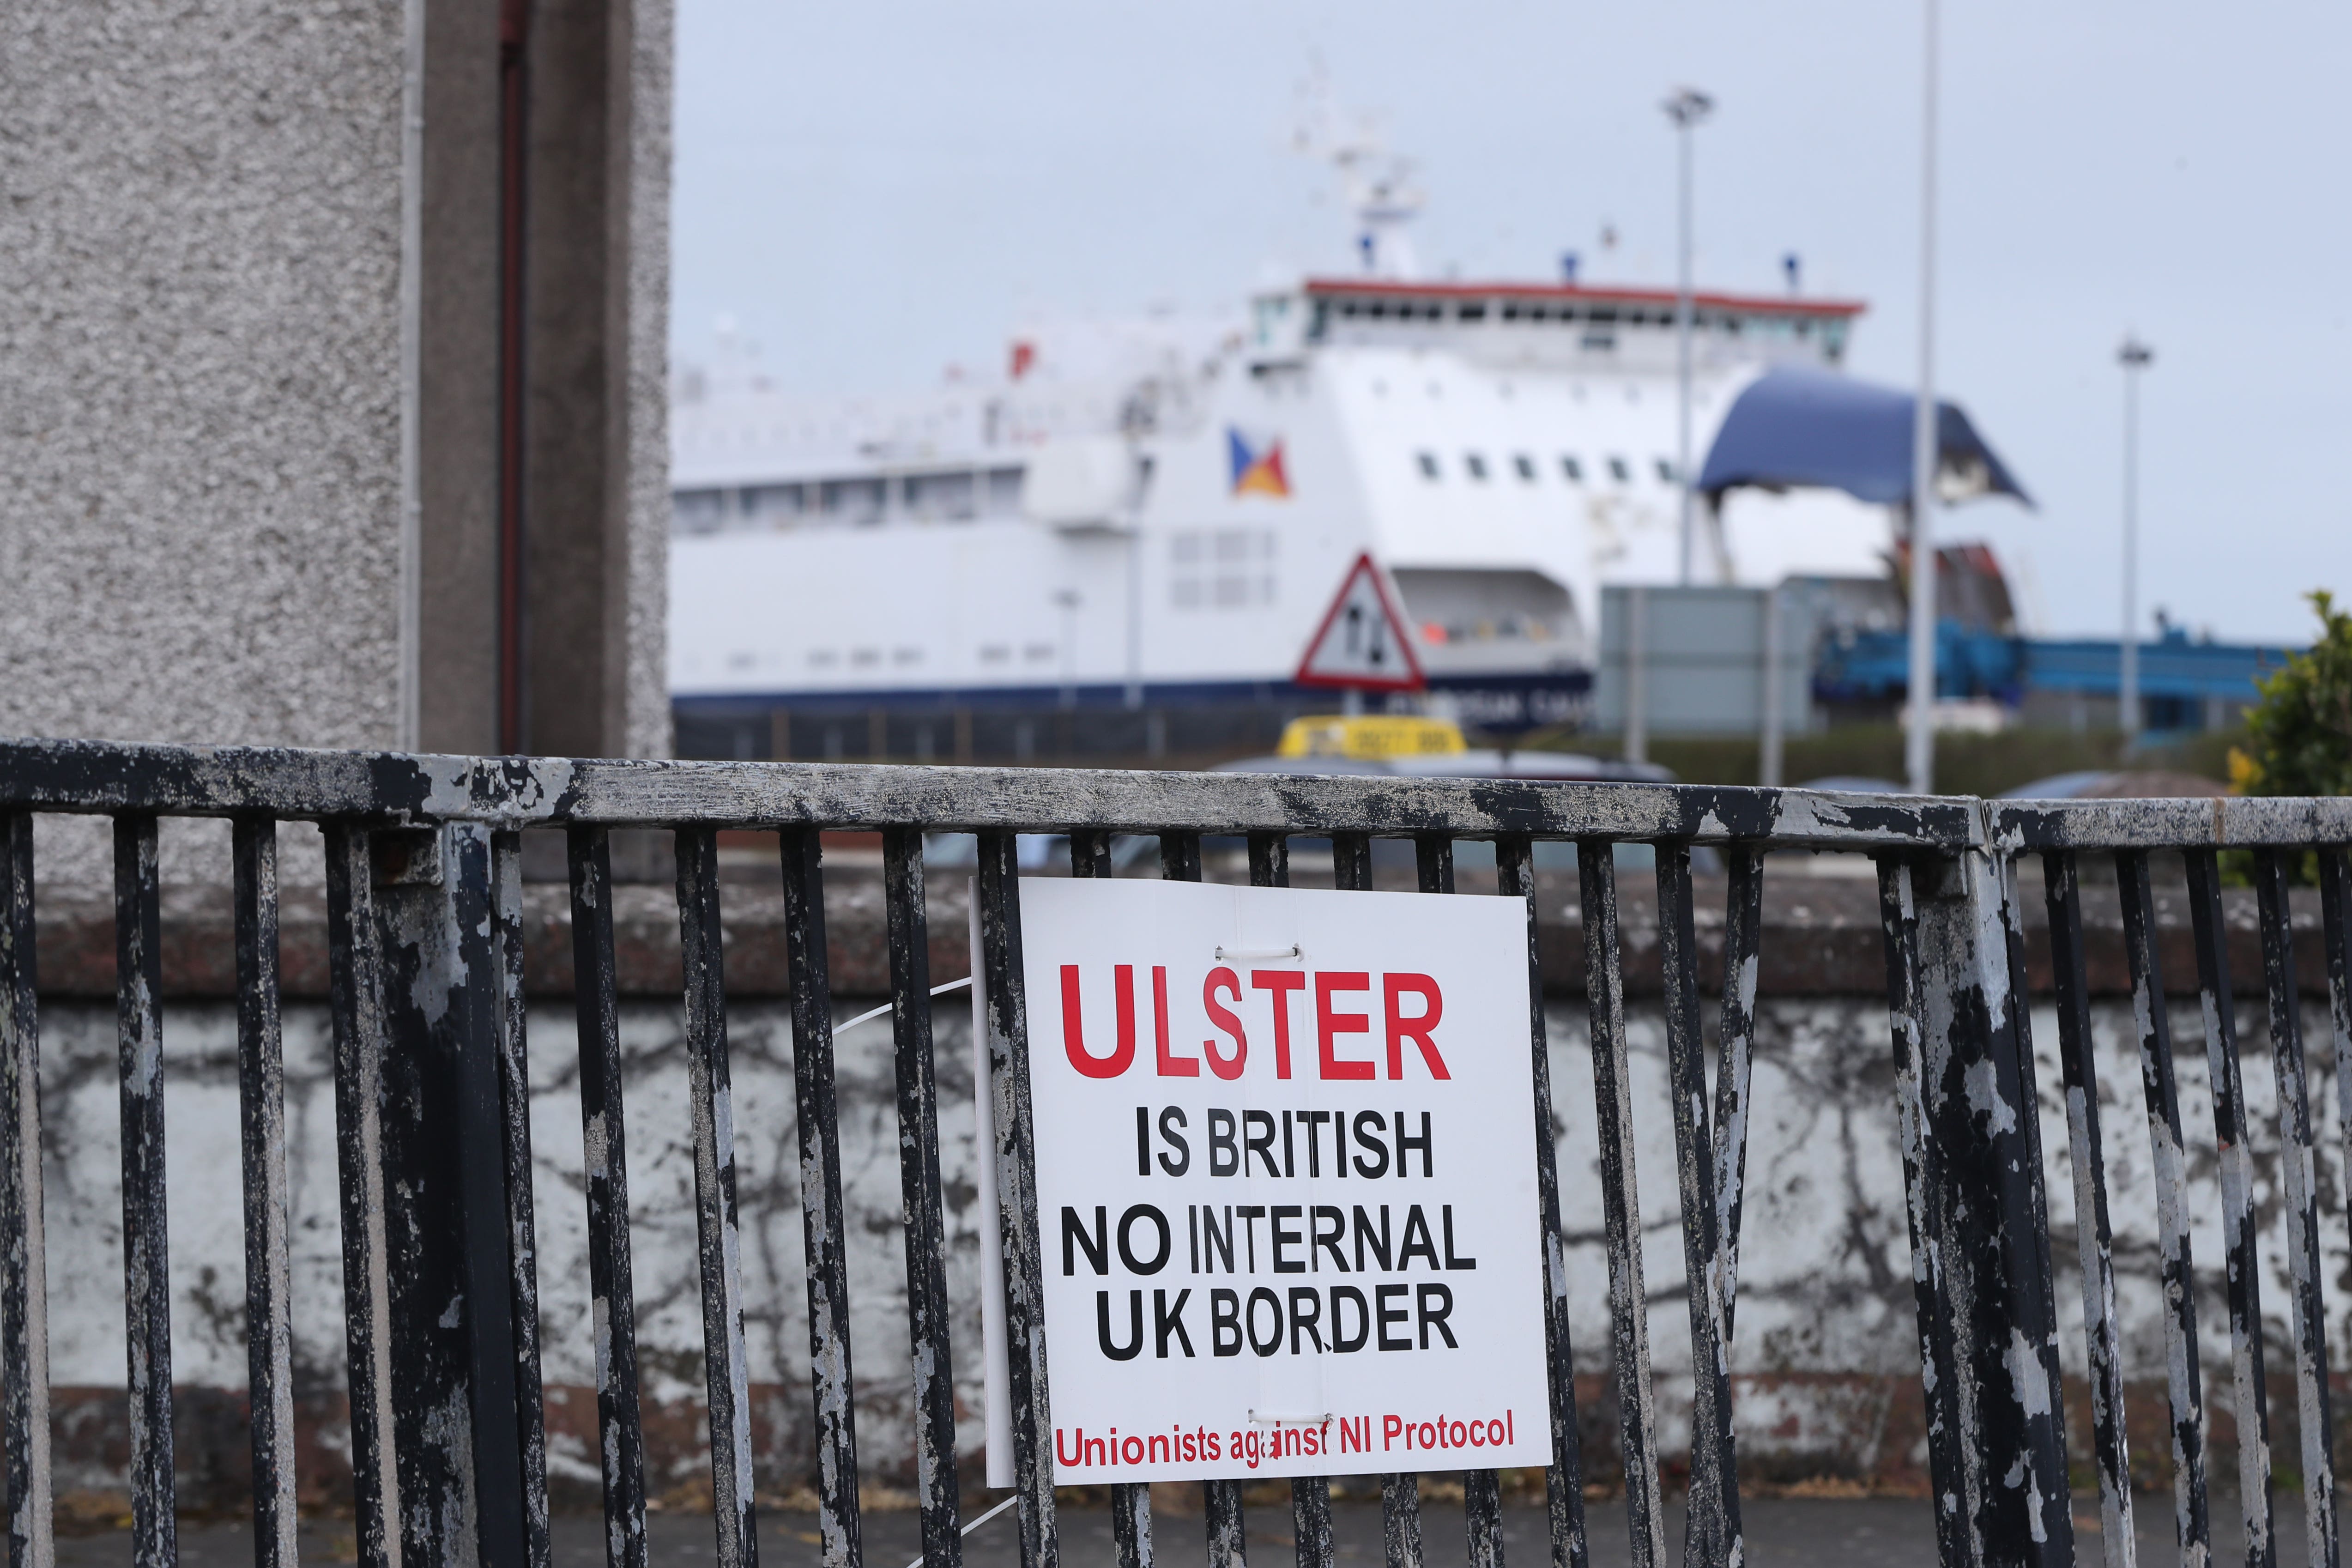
[[1053, 588, 1080, 711], [1904, 0, 1940, 794], [2118, 336, 2153, 739], [1124, 437, 1145, 712], [1664, 87, 1714, 587]]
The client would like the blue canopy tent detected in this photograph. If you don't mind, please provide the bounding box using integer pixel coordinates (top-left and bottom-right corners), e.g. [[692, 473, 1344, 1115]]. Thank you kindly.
[[1697, 364, 2032, 508]]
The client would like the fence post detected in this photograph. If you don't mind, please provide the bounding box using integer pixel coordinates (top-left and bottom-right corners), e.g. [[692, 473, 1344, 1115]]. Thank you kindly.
[[371, 823, 530, 1568], [1910, 842, 2074, 1567]]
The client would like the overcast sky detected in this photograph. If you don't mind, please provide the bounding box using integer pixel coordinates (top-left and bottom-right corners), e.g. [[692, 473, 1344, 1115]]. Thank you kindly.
[[672, 0, 2348, 643]]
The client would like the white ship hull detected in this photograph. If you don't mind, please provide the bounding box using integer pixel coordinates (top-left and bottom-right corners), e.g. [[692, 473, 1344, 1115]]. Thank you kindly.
[[670, 278, 1892, 757]]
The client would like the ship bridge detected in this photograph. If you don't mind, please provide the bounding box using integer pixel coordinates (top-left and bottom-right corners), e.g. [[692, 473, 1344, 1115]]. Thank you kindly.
[[1266, 278, 1866, 376]]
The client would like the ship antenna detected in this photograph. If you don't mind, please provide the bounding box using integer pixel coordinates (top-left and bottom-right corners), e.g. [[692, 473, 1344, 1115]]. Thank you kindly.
[[1292, 67, 1424, 279]]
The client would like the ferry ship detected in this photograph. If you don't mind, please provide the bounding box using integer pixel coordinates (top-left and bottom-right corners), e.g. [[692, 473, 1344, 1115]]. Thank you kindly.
[[668, 105, 1989, 765]]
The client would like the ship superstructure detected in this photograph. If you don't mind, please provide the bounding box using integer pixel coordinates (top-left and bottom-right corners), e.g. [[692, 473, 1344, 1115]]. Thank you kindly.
[[669, 108, 1906, 762]]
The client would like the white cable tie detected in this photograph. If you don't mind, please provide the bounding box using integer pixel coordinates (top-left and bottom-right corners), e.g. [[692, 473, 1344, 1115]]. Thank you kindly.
[[835, 975, 973, 1036], [1246, 1409, 1331, 1428], [1214, 944, 1301, 963], [900, 1493, 1019, 1568]]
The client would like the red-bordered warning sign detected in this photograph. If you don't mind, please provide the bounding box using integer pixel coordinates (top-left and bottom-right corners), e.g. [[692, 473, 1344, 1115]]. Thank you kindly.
[[1294, 552, 1426, 692]]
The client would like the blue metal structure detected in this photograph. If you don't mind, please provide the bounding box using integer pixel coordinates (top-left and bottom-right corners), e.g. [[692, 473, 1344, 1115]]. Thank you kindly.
[[1815, 623, 2295, 729]]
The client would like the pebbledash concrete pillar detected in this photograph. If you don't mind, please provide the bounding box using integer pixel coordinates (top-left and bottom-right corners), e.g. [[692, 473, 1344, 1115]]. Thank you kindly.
[[0, 0, 673, 763]]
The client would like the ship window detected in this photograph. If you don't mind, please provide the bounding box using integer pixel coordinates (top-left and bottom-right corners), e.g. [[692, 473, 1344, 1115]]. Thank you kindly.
[[1656, 458, 1676, 484], [1339, 301, 1360, 318], [1172, 579, 1203, 609], [905, 471, 975, 521], [1608, 456, 1631, 484], [673, 489, 727, 535], [1526, 305, 1549, 322], [1513, 454, 1536, 482], [1213, 529, 1252, 563], [1457, 303, 1486, 322], [1500, 303, 1520, 321], [1023, 643, 1055, 662], [1556, 306, 1580, 323], [1214, 575, 1250, 607], [985, 467, 1023, 515], [1560, 455, 1584, 483], [822, 477, 885, 523], [1587, 306, 1618, 324], [1582, 333, 1617, 351], [1172, 532, 1203, 564], [809, 650, 839, 668], [743, 483, 804, 524], [979, 645, 1011, 664], [1416, 452, 1440, 480], [851, 648, 882, 667], [1463, 453, 1489, 482], [1365, 301, 1386, 320]]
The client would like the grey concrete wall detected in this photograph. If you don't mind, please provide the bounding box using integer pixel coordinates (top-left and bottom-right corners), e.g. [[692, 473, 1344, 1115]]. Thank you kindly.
[[520, 0, 674, 763], [413, 0, 505, 757], [624, 0, 676, 764], [23, 988, 2346, 1506], [0, 0, 672, 770], [0, 0, 409, 753]]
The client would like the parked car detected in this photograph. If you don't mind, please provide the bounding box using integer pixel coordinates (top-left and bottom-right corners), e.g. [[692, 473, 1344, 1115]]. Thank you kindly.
[[2000, 770, 2227, 799], [1218, 749, 1675, 784]]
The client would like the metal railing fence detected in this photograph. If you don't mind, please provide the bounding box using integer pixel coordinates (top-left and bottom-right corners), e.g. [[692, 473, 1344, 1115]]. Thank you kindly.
[[0, 738, 2346, 1568]]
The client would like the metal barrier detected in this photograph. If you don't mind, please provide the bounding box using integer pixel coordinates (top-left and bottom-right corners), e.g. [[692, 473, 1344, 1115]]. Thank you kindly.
[[0, 737, 2345, 1568]]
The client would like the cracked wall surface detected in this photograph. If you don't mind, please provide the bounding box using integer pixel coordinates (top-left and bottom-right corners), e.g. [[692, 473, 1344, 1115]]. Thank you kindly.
[[21, 988, 2346, 1508]]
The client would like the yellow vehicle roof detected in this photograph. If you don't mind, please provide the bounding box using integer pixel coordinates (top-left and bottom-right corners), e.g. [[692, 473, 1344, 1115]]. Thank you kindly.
[[1275, 714, 1467, 760]]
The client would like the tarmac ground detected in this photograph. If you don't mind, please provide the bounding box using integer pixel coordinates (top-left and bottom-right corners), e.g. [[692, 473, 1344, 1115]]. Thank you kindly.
[[48, 1490, 2311, 1567]]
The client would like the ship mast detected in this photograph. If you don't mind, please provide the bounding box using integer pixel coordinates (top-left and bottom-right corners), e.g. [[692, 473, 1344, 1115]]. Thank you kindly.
[[1293, 73, 1426, 280]]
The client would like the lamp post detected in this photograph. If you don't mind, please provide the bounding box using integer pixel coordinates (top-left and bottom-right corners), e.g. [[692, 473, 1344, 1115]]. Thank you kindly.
[[1663, 86, 1714, 587], [1904, 0, 1940, 794], [1053, 588, 1080, 711], [2118, 336, 2153, 739]]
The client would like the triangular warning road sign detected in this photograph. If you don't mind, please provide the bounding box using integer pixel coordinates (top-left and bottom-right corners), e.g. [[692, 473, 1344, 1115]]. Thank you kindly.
[[1294, 552, 1426, 692]]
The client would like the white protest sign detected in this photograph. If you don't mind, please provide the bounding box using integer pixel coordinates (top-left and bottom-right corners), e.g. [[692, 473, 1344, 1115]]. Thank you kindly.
[[974, 877, 1548, 1485]]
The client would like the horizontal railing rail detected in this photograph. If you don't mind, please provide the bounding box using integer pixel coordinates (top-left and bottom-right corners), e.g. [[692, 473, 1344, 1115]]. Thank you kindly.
[[0, 736, 2342, 1568], [0, 739, 1987, 845]]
